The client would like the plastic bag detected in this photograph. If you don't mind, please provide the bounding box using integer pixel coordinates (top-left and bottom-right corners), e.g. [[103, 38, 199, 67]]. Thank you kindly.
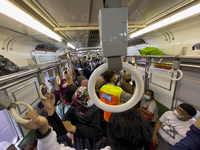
[[0, 55, 19, 76], [138, 47, 164, 55]]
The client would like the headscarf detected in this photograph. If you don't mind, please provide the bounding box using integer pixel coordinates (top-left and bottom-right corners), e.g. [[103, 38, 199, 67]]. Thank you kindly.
[[48, 77, 56, 93], [70, 86, 98, 122], [0, 141, 13, 150], [95, 77, 104, 91], [121, 72, 133, 94], [122, 72, 131, 82]]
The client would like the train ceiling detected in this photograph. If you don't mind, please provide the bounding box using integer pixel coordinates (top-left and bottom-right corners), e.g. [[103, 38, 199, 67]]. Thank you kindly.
[[0, 0, 198, 49]]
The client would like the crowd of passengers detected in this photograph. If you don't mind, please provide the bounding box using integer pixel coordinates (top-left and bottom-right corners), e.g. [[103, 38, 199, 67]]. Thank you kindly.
[[1, 58, 200, 150]]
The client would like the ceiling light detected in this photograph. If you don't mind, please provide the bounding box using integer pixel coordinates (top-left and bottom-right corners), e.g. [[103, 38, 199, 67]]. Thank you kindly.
[[67, 42, 76, 49], [0, 0, 62, 42], [130, 3, 200, 38]]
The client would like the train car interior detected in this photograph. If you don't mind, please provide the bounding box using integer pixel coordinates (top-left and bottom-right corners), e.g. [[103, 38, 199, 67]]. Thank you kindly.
[[0, 0, 200, 149]]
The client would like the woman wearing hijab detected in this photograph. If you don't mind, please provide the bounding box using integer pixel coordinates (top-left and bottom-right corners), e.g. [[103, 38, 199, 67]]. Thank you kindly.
[[62, 86, 103, 150], [48, 77, 56, 94]]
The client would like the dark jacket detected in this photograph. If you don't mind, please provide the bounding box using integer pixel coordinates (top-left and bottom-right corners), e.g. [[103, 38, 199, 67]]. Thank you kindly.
[[171, 124, 200, 150]]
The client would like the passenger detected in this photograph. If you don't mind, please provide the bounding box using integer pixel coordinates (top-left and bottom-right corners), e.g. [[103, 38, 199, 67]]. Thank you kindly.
[[120, 72, 133, 94], [41, 87, 102, 150], [83, 63, 92, 79], [95, 77, 105, 97], [152, 103, 197, 150], [21, 108, 152, 150], [171, 115, 200, 150], [56, 84, 78, 120], [102, 108, 151, 150], [76, 75, 86, 86], [48, 77, 56, 94], [80, 79, 88, 87], [138, 90, 158, 126], [21, 110, 75, 150], [100, 71, 132, 122], [0, 141, 17, 150], [62, 86, 103, 150]]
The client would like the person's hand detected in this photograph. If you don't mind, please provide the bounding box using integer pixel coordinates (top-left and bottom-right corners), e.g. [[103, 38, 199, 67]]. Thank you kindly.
[[67, 132, 74, 145], [151, 134, 158, 144], [62, 120, 76, 133], [21, 110, 49, 134], [55, 77, 60, 90], [41, 93, 55, 116]]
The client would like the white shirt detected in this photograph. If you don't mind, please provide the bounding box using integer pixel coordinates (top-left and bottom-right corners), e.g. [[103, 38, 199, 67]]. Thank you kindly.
[[159, 111, 193, 145], [140, 98, 158, 122]]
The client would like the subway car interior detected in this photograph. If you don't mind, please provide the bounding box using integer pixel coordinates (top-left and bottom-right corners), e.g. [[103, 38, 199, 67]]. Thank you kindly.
[[0, 0, 200, 149]]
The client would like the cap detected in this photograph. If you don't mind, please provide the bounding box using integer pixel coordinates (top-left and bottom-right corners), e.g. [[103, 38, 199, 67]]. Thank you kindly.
[[179, 103, 197, 117]]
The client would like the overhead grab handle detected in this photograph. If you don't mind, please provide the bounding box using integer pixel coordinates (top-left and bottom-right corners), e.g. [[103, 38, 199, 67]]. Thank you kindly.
[[9, 101, 33, 124], [63, 68, 70, 77], [145, 66, 153, 74], [86, 51, 92, 61], [39, 84, 51, 99], [88, 62, 144, 112], [168, 69, 183, 81], [56, 76, 61, 85]]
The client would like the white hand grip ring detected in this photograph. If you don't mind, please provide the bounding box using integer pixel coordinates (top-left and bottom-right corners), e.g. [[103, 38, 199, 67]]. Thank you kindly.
[[9, 101, 33, 124], [86, 55, 92, 61], [56, 76, 61, 85], [88, 62, 144, 112], [145, 66, 153, 74], [63, 68, 70, 77], [39, 84, 51, 99], [168, 69, 183, 81]]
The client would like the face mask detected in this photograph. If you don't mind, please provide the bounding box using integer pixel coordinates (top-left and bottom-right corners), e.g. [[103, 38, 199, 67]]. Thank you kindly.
[[85, 100, 93, 108], [62, 83, 68, 88], [143, 94, 150, 100], [173, 110, 190, 119]]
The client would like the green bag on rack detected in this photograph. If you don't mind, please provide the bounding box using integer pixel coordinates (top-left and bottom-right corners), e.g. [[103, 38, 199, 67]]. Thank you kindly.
[[138, 47, 164, 56]]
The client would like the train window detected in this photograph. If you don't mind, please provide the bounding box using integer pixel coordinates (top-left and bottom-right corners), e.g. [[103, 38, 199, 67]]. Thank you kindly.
[[0, 109, 23, 146], [175, 66, 200, 110]]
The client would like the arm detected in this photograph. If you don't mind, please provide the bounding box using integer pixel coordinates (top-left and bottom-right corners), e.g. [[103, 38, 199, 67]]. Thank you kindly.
[[63, 108, 102, 141], [41, 94, 67, 137], [21, 110, 74, 150], [152, 120, 162, 144], [171, 116, 200, 150], [65, 70, 74, 86], [138, 107, 153, 116], [120, 91, 133, 102]]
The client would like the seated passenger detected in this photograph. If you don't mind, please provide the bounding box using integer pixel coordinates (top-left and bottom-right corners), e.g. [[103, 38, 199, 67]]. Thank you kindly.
[[102, 108, 151, 150], [100, 71, 132, 122], [138, 90, 158, 125], [152, 103, 197, 149]]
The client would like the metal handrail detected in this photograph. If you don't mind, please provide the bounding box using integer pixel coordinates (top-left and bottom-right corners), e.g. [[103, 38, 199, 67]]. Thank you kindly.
[[0, 69, 38, 84]]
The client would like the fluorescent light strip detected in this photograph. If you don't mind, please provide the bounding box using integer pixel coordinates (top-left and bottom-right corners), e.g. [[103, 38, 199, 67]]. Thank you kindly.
[[67, 42, 76, 49], [0, 0, 62, 42], [130, 3, 200, 38]]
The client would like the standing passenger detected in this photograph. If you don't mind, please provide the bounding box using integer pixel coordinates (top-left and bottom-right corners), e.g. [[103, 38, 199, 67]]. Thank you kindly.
[[100, 71, 132, 122]]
